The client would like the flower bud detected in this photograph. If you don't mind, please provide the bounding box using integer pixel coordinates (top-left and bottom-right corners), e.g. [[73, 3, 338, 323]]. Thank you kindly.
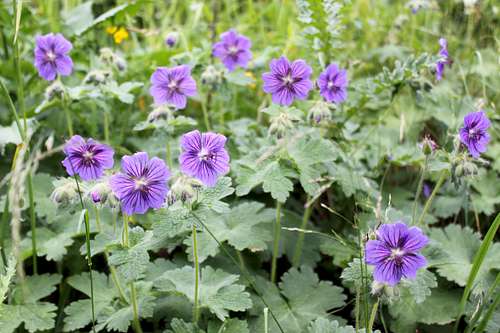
[[45, 134, 54, 151], [167, 175, 204, 205], [88, 181, 113, 205], [308, 100, 332, 125], [45, 81, 65, 101], [268, 112, 297, 138], [165, 32, 178, 48], [420, 136, 437, 155], [91, 191, 101, 203], [84, 70, 112, 85], [147, 104, 174, 123], [201, 65, 222, 87], [50, 178, 78, 207]]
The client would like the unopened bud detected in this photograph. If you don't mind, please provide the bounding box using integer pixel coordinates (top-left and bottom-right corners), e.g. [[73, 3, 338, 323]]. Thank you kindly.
[[165, 32, 178, 48], [308, 100, 332, 125], [201, 65, 222, 87], [45, 81, 65, 101]]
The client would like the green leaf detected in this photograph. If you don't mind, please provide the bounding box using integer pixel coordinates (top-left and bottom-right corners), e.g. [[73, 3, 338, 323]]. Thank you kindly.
[[167, 318, 204, 333], [427, 224, 500, 294], [236, 160, 296, 203], [63, 299, 110, 332], [0, 303, 58, 333], [13, 274, 61, 304], [67, 270, 118, 302], [0, 256, 16, 303], [62, 1, 94, 36], [108, 227, 153, 282], [225, 70, 255, 86], [207, 318, 249, 333], [250, 267, 346, 332], [102, 81, 144, 104], [307, 318, 379, 333], [184, 202, 275, 262], [388, 288, 461, 333], [156, 266, 252, 320], [399, 269, 437, 304]]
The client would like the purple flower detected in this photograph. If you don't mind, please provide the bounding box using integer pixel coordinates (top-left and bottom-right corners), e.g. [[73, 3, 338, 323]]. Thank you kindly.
[[262, 56, 313, 106], [459, 110, 490, 158], [34, 33, 73, 81], [436, 38, 451, 81], [110, 152, 170, 215], [149, 65, 197, 109], [62, 135, 114, 181], [179, 130, 230, 187], [212, 29, 252, 72], [422, 183, 432, 198], [365, 222, 428, 286], [317, 64, 348, 104]]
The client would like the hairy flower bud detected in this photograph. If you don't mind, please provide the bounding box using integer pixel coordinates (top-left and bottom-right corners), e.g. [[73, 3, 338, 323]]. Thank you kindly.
[[420, 135, 437, 155], [147, 104, 174, 123], [50, 178, 78, 207], [45, 81, 66, 101], [308, 100, 332, 125], [268, 112, 297, 138], [167, 175, 204, 205], [201, 65, 222, 87], [84, 70, 112, 85], [165, 32, 178, 48]]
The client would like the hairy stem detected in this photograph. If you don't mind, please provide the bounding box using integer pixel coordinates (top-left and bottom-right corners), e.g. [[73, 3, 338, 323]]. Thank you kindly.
[[292, 199, 313, 267], [130, 282, 143, 333], [368, 298, 379, 332], [62, 96, 74, 137], [412, 155, 428, 224], [192, 224, 200, 324], [271, 201, 282, 283], [417, 170, 447, 226], [27, 171, 37, 274]]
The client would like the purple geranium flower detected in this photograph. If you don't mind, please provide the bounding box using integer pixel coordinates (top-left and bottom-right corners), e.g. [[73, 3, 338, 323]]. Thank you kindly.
[[110, 152, 170, 215], [262, 56, 313, 106], [179, 130, 230, 187], [365, 222, 428, 286], [459, 110, 491, 158], [34, 33, 73, 81], [149, 65, 197, 109], [212, 29, 252, 72], [436, 38, 451, 81], [62, 135, 114, 181], [317, 63, 348, 104]]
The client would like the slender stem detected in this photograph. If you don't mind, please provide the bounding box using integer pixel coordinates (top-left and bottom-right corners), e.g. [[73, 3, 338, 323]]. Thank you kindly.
[[355, 287, 360, 333], [62, 97, 74, 137], [0, 197, 9, 268], [474, 273, 500, 332], [69, 166, 96, 333], [190, 212, 285, 333], [271, 201, 282, 283], [13, 25, 26, 132], [192, 224, 200, 324], [103, 111, 110, 143], [165, 139, 172, 169], [94, 206, 127, 303], [417, 170, 447, 226], [0, 77, 25, 141], [368, 298, 379, 332], [412, 156, 428, 224], [263, 307, 269, 333], [122, 214, 129, 247], [130, 282, 143, 333], [201, 93, 212, 131], [292, 199, 313, 267], [379, 302, 389, 333], [27, 171, 37, 274]]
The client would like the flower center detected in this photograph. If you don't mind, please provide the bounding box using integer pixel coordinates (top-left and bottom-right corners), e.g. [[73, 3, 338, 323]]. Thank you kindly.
[[168, 80, 178, 90], [327, 80, 334, 89], [228, 45, 238, 55], [46, 51, 56, 61], [134, 177, 148, 190], [390, 248, 405, 263], [83, 151, 94, 160], [282, 75, 294, 86], [198, 148, 213, 161]]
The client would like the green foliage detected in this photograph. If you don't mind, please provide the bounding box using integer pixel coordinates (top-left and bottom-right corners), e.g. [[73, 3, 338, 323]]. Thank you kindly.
[[156, 266, 252, 320]]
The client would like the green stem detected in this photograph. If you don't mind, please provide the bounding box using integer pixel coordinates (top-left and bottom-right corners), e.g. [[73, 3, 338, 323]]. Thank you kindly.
[[271, 201, 282, 283], [355, 287, 360, 333], [412, 156, 428, 224], [27, 171, 37, 274], [104, 111, 110, 143], [263, 307, 269, 333], [466, 273, 500, 333], [201, 93, 212, 131], [368, 298, 379, 332], [379, 303, 389, 333], [474, 274, 500, 333], [62, 97, 74, 137], [292, 200, 313, 266], [122, 214, 129, 247], [192, 224, 200, 324], [0, 77, 25, 141], [0, 197, 9, 268], [165, 139, 172, 169], [417, 170, 447, 227], [454, 212, 500, 333], [94, 207, 127, 303], [69, 165, 96, 333], [130, 282, 143, 333]]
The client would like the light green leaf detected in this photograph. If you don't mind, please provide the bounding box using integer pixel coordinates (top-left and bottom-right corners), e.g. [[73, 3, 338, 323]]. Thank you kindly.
[[307, 318, 380, 333], [167, 318, 204, 333], [0, 302, 57, 333], [207, 318, 249, 333], [156, 266, 252, 320], [13, 273, 61, 304]]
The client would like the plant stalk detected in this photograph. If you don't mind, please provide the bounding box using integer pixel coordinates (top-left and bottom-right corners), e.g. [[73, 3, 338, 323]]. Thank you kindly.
[[270, 201, 282, 283], [192, 224, 200, 324], [27, 171, 37, 274], [292, 200, 313, 266], [412, 155, 428, 224], [368, 298, 379, 332], [130, 282, 143, 333], [417, 170, 447, 227]]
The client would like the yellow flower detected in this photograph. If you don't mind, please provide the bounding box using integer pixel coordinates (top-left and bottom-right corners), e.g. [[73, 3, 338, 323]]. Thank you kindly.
[[245, 71, 256, 89], [105, 26, 129, 44]]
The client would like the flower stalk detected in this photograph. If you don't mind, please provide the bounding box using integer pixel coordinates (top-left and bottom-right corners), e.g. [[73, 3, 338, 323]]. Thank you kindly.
[[412, 155, 429, 224], [292, 199, 313, 267], [192, 224, 200, 324], [417, 170, 448, 226], [271, 201, 282, 283]]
